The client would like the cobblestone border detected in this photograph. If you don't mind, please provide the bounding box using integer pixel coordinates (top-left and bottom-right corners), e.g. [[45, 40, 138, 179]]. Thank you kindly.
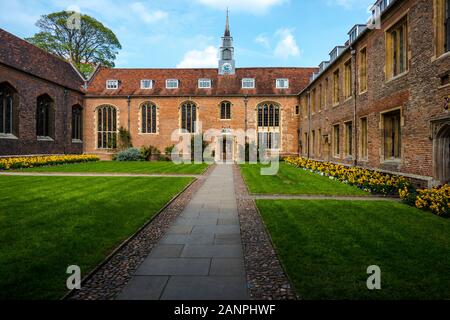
[[65, 165, 215, 300], [233, 165, 298, 300]]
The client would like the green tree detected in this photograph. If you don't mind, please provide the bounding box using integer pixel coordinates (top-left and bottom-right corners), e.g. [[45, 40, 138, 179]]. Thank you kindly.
[[26, 11, 121, 77]]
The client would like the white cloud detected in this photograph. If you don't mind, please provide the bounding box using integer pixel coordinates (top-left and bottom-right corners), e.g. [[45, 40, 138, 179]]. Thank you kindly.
[[194, 0, 286, 14], [274, 28, 300, 59], [255, 34, 270, 48], [130, 2, 168, 24], [177, 46, 218, 68]]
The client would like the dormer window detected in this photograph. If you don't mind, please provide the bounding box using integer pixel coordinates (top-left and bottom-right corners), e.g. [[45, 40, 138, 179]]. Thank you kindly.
[[276, 79, 289, 89], [242, 78, 255, 89], [198, 79, 212, 89], [106, 80, 119, 90], [166, 79, 179, 89], [141, 79, 153, 89]]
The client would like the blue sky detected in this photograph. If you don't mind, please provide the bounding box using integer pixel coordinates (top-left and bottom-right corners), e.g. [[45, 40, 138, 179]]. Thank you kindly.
[[1, 0, 375, 69]]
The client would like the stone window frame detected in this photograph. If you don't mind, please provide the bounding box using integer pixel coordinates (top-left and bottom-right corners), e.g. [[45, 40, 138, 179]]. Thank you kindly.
[[317, 128, 322, 157], [359, 116, 369, 161], [311, 129, 316, 156], [332, 123, 341, 158], [380, 107, 403, 163], [311, 88, 317, 114], [324, 77, 329, 110], [385, 14, 409, 81], [95, 104, 119, 150], [344, 120, 354, 159], [343, 58, 353, 100], [198, 78, 212, 89], [242, 78, 255, 89], [36, 94, 55, 141], [434, 0, 450, 58], [276, 78, 289, 89], [71, 104, 83, 143], [140, 79, 153, 90], [219, 101, 232, 121], [333, 68, 340, 107], [179, 101, 198, 134], [106, 80, 119, 90], [166, 79, 179, 89], [255, 101, 282, 151], [358, 46, 368, 94], [0, 81, 19, 139], [138, 101, 159, 135]]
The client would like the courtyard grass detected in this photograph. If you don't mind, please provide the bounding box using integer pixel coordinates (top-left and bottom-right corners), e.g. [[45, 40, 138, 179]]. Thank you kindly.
[[240, 163, 368, 196], [256, 200, 450, 300], [17, 161, 208, 175], [0, 175, 193, 300]]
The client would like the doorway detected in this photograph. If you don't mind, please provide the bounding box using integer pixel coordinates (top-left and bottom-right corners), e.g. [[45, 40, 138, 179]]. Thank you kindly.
[[220, 136, 234, 163], [434, 124, 450, 184]]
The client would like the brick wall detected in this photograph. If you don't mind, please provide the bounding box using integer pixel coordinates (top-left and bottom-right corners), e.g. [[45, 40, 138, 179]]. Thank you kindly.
[[299, 0, 450, 183], [0, 64, 84, 156], [83, 95, 300, 159]]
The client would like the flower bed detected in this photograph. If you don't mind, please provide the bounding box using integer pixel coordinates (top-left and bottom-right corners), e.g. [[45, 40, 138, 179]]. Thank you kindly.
[[0, 155, 100, 170], [285, 156, 411, 196], [285, 157, 449, 217], [400, 185, 450, 216]]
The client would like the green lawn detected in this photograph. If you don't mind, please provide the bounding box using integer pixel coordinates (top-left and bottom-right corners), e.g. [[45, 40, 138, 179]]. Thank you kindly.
[[240, 163, 368, 196], [18, 161, 208, 175], [0, 176, 192, 300], [257, 200, 450, 300]]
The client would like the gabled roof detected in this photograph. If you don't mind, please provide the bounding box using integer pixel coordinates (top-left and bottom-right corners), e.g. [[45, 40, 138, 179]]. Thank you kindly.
[[0, 28, 84, 92], [86, 67, 317, 97]]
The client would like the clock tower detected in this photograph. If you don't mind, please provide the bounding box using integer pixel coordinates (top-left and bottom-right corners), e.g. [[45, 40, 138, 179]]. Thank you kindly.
[[219, 9, 235, 75]]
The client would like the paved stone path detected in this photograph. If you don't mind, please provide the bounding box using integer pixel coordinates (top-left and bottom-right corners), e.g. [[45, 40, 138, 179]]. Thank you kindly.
[[0, 172, 201, 178], [117, 164, 248, 300], [252, 194, 400, 201]]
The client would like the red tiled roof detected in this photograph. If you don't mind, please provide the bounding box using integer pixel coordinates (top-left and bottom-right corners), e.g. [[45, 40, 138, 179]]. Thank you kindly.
[[86, 67, 317, 96], [0, 28, 84, 92]]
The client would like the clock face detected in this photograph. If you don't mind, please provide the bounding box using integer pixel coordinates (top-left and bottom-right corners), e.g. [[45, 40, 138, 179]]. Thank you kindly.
[[222, 63, 232, 74]]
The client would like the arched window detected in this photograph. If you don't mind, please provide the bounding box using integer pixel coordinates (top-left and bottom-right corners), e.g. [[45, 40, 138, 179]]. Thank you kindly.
[[180, 102, 197, 133], [0, 83, 16, 135], [258, 103, 280, 128], [72, 105, 82, 141], [141, 102, 157, 134], [257, 102, 281, 150], [220, 101, 231, 120], [36, 94, 54, 138], [97, 105, 117, 149]]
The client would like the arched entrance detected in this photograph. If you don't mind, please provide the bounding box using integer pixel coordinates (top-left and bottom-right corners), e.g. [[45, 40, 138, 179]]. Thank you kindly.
[[433, 120, 450, 185]]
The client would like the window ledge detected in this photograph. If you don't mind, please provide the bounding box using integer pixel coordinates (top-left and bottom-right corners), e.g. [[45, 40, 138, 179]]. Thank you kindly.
[[359, 90, 368, 96], [72, 139, 83, 144], [332, 103, 340, 108], [138, 133, 159, 136], [0, 134, 18, 140], [385, 71, 408, 84], [381, 159, 401, 165], [432, 51, 450, 63], [37, 136, 54, 142], [220, 119, 232, 121]]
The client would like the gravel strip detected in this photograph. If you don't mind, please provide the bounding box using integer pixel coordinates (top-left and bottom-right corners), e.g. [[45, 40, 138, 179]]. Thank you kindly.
[[233, 165, 298, 300], [66, 165, 214, 300]]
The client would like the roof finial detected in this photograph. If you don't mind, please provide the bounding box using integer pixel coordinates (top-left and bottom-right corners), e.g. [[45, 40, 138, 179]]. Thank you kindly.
[[224, 7, 230, 37]]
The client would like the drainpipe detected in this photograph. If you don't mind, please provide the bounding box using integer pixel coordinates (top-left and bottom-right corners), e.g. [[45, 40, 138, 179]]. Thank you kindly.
[[307, 90, 311, 159], [63, 89, 68, 154], [127, 96, 131, 131], [351, 47, 358, 166], [297, 95, 301, 156], [244, 95, 249, 143]]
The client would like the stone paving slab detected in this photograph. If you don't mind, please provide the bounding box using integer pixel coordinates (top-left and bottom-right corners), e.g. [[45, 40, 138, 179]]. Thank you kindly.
[[135, 258, 211, 276], [160, 276, 248, 300], [118, 164, 249, 300]]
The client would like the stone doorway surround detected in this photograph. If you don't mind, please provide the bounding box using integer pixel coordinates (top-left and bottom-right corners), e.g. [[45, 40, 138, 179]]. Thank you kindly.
[[431, 116, 450, 185]]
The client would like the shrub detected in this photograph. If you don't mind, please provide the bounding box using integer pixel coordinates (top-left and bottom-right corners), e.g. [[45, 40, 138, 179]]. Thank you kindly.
[[140, 145, 161, 161], [115, 148, 142, 161], [118, 127, 132, 150], [165, 145, 175, 156]]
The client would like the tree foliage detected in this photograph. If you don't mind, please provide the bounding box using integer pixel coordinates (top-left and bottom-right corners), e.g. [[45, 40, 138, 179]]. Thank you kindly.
[[26, 11, 121, 77]]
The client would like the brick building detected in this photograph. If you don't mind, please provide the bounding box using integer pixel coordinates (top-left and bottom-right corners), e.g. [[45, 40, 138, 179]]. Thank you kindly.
[[0, 28, 85, 156], [83, 12, 315, 161], [299, 0, 450, 186], [0, 0, 448, 186]]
